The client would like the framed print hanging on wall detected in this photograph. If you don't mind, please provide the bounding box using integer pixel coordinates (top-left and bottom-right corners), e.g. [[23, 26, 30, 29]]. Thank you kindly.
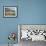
[[3, 6, 17, 18]]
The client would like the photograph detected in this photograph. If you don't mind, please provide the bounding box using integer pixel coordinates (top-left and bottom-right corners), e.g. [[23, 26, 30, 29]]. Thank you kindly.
[[3, 6, 17, 17], [18, 24, 46, 41]]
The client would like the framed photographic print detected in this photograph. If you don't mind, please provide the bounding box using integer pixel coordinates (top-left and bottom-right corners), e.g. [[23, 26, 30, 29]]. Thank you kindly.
[[3, 6, 17, 18], [18, 24, 46, 42]]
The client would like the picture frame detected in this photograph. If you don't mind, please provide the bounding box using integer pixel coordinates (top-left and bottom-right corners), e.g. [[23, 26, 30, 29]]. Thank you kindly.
[[3, 6, 17, 18], [18, 24, 46, 42]]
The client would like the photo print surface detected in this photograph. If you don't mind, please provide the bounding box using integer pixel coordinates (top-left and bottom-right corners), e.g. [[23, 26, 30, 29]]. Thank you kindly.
[[4, 6, 17, 17]]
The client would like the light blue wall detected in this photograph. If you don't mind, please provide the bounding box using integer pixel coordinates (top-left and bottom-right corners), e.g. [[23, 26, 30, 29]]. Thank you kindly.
[[0, 0, 18, 44], [0, 0, 46, 44], [18, 0, 46, 24]]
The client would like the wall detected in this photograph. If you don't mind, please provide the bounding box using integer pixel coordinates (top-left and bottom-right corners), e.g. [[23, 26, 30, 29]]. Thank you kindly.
[[0, 0, 18, 44], [18, 0, 46, 24], [0, 0, 46, 44]]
